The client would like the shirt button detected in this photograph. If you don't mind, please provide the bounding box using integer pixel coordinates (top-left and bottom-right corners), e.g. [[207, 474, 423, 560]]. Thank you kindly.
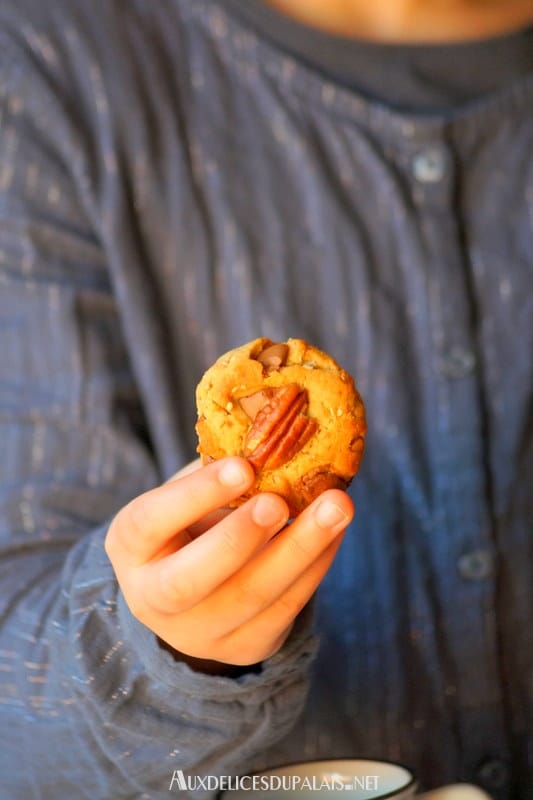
[[457, 549, 494, 581], [476, 758, 509, 790], [438, 347, 477, 379], [412, 147, 446, 183]]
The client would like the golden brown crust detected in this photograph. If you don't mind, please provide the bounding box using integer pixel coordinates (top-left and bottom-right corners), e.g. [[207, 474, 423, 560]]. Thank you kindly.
[[195, 337, 366, 517]]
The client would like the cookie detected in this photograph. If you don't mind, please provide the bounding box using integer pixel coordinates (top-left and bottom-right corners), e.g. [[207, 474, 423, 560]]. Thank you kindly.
[[195, 338, 366, 516]]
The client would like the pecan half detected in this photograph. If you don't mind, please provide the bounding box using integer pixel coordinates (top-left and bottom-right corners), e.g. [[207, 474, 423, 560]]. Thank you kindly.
[[243, 383, 317, 470]]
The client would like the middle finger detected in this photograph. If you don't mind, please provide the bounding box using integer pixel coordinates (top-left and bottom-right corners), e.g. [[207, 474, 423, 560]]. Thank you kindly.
[[143, 492, 289, 614], [204, 489, 353, 633]]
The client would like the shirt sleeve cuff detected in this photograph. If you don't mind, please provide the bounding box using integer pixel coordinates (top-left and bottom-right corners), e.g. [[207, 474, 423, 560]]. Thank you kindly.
[[117, 591, 319, 704]]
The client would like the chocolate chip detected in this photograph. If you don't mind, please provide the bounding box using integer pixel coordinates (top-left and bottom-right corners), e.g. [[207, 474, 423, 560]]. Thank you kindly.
[[292, 467, 349, 512], [238, 389, 275, 420], [256, 343, 289, 371]]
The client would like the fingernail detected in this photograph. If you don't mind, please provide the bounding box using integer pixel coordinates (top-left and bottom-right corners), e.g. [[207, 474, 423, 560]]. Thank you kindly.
[[218, 460, 249, 487], [252, 495, 287, 527], [314, 501, 349, 530]]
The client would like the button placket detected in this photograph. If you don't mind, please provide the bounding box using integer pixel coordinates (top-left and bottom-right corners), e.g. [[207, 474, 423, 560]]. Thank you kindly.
[[399, 131, 509, 771]]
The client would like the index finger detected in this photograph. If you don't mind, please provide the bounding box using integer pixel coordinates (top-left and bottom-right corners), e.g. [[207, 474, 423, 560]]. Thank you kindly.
[[106, 457, 255, 566]]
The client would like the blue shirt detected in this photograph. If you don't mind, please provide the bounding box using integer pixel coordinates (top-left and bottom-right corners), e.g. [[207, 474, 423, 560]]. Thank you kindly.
[[0, 1, 531, 798]]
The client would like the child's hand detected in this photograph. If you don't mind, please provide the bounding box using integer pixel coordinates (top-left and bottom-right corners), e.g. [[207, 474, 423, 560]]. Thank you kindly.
[[105, 457, 353, 667]]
